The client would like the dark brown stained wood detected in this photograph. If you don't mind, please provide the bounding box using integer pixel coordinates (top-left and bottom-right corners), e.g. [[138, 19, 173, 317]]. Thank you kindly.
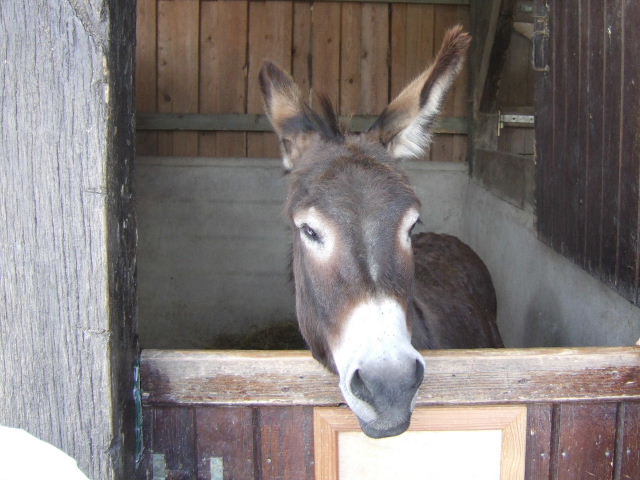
[[257, 407, 315, 480], [195, 407, 255, 480], [136, 0, 158, 156], [247, 0, 292, 158], [153, 407, 197, 480], [575, 0, 589, 267], [140, 348, 640, 406], [563, 0, 581, 262], [601, 0, 623, 284], [551, 0, 566, 254], [617, 0, 640, 301], [616, 402, 640, 480], [519, 0, 640, 301], [534, 0, 552, 239], [474, 149, 535, 209], [555, 403, 617, 480], [199, 0, 248, 157], [525, 404, 552, 480], [584, 0, 605, 274]]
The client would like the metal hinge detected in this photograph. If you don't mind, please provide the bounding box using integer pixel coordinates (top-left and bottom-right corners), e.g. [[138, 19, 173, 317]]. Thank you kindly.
[[498, 112, 535, 136], [532, 1, 550, 72]]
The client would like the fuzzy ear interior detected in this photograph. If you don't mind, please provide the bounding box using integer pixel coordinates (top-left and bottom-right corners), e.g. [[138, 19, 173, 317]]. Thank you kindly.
[[259, 62, 343, 170], [368, 25, 471, 159]]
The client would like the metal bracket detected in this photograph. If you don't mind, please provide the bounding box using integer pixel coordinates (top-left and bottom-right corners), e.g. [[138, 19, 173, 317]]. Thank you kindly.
[[532, 2, 550, 72], [498, 112, 535, 136]]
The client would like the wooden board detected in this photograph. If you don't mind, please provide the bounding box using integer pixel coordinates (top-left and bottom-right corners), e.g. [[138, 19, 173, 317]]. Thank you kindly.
[[617, 402, 640, 480], [311, 2, 341, 110], [157, 0, 200, 156], [199, 0, 248, 157], [140, 347, 640, 406], [135, 0, 158, 155], [430, 5, 469, 162], [555, 403, 617, 479], [535, 0, 640, 304], [257, 407, 315, 480], [247, 0, 292, 158], [153, 407, 197, 480], [314, 405, 527, 480], [524, 404, 552, 480], [1, 2, 137, 478], [195, 407, 255, 480]]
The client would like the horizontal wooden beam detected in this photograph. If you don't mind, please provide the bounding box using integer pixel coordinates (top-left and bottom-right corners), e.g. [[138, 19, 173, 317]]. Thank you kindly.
[[141, 347, 640, 406], [136, 113, 469, 135], [198, 0, 470, 4]]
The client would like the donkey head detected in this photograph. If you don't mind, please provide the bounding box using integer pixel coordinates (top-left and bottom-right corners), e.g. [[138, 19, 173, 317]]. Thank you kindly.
[[260, 26, 470, 438]]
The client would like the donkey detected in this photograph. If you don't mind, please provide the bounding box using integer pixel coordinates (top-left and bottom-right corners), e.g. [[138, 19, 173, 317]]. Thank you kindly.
[[259, 25, 503, 439]]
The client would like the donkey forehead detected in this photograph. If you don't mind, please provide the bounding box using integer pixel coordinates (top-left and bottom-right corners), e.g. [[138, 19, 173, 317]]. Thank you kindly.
[[289, 145, 421, 218]]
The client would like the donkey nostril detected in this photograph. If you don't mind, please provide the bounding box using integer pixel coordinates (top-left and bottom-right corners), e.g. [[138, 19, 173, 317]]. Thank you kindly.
[[413, 359, 425, 389], [350, 369, 375, 405]]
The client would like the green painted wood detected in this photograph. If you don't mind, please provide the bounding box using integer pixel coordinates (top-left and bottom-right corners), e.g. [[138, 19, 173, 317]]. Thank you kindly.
[[137, 113, 469, 134]]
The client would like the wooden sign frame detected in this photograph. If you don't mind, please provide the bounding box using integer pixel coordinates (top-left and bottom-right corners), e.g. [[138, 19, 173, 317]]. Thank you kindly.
[[314, 405, 527, 480]]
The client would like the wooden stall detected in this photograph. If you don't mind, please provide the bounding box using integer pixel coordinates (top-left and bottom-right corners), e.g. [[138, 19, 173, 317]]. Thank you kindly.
[[135, 0, 470, 162], [132, 1, 640, 479], [138, 348, 640, 479]]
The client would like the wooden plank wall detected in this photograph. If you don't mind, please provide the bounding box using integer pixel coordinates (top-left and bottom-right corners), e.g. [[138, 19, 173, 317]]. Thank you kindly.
[[139, 401, 640, 479], [536, 0, 640, 305], [135, 0, 470, 161]]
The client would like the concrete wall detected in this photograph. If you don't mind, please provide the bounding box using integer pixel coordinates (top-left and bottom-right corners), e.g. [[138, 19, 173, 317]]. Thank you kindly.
[[137, 156, 640, 349], [461, 180, 640, 347], [136, 157, 468, 348]]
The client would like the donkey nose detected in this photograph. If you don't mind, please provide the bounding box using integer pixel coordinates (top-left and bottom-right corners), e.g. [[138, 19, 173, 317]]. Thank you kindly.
[[349, 358, 424, 406]]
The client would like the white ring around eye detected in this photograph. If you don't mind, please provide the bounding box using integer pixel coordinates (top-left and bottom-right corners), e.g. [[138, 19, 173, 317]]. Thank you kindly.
[[293, 207, 336, 262], [398, 208, 420, 251]]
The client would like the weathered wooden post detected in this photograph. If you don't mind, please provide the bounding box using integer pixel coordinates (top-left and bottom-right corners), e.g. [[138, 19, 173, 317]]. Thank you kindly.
[[0, 1, 137, 478]]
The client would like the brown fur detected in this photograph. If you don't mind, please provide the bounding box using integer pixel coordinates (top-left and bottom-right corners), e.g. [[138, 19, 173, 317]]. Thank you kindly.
[[260, 24, 501, 385]]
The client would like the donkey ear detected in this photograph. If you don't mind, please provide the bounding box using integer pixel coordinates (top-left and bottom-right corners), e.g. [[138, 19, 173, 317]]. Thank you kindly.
[[368, 25, 471, 159], [259, 61, 314, 170]]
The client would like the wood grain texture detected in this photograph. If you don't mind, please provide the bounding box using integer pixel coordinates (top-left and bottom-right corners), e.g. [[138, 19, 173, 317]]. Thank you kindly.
[[153, 407, 197, 480], [617, 0, 640, 300], [0, 3, 137, 478], [311, 2, 341, 110], [157, 0, 200, 156], [525, 404, 552, 480], [555, 403, 617, 480], [616, 402, 640, 480], [195, 407, 255, 480], [431, 5, 468, 162], [584, 0, 605, 274], [257, 406, 315, 480], [199, 0, 248, 157], [390, 2, 435, 162], [314, 405, 527, 480], [136, 0, 158, 155], [601, 0, 623, 284], [141, 348, 640, 406], [247, 0, 292, 158]]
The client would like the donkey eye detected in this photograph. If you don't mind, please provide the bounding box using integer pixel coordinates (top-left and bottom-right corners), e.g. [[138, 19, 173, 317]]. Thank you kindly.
[[409, 218, 422, 236], [301, 224, 321, 242]]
